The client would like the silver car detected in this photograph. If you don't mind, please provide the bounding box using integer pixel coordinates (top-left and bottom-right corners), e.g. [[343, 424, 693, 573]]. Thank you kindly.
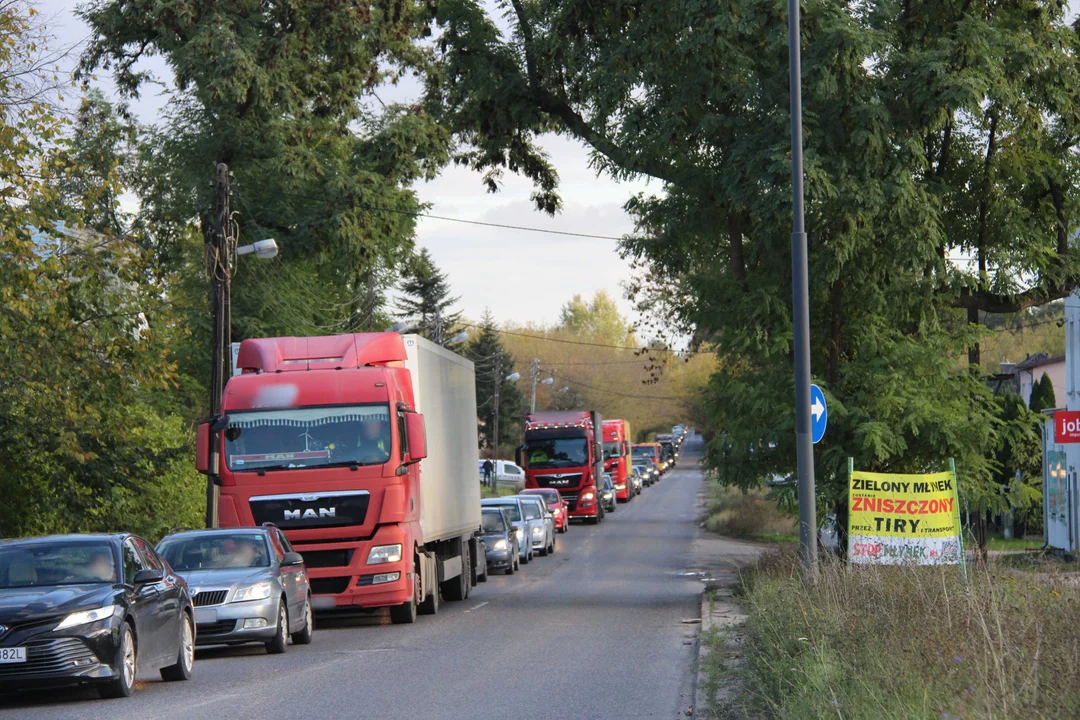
[[156, 525, 313, 654], [481, 497, 542, 564], [514, 495, 555, 556]]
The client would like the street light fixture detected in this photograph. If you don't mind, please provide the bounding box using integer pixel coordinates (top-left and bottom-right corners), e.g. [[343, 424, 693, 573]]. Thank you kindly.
[[506, 372, 521, 382], [442, 331, 468, 346], [236, 238, 279, 259]]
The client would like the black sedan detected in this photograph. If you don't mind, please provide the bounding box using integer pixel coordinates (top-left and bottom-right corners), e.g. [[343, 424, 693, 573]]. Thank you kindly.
[[0, 534, 195, 699]]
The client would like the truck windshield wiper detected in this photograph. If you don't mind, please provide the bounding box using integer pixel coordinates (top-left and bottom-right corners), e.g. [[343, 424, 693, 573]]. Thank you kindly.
[[234, 463, 309, 474]]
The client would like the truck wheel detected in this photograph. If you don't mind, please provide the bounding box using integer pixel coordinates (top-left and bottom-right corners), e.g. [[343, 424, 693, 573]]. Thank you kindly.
[[442, 544, 469, 602], [390, 565, 420, 625]]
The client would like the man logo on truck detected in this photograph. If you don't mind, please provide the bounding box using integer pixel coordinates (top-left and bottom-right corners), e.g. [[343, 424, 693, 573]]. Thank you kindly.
[[285, 508, 336, 520]]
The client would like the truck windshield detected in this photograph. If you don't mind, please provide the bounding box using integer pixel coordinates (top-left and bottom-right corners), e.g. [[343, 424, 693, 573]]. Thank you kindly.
[[631, 446, 654, 458], [602, 442, 622, 459], [524, 438, 588, 469], [223, 404, 392, 472]]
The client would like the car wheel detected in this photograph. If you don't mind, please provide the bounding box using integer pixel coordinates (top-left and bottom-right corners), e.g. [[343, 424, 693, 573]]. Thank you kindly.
[[477, 559, 488, 583], [390, 568, 420, 625], [505, 558, 515, 575], [521, 549, 530, 565], [265, 601, 288, 654], [99, 622, 136, 699], [160, 612, 194, 681], [291, 595, 314, 645], [548, 536, 555, 554]]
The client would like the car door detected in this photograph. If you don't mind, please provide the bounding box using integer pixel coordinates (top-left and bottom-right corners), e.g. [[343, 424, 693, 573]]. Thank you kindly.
[[122, 539, 164, 665], [137, 539, 183, 651], [269, 530, 299, 624]]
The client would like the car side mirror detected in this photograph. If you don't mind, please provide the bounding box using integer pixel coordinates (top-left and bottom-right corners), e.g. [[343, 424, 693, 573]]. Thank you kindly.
[[133, 568, 164, 585], [281, 551, 304, 567]]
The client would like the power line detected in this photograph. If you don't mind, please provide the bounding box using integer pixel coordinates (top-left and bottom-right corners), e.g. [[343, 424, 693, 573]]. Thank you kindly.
[[548, 372, 682, 401], [244, 185, 625, 241], [462, 323, 706, 355]]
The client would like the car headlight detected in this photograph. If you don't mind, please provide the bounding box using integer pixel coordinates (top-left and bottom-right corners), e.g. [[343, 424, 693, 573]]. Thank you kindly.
[[54, 605, 119, 631], [515, 528, 524, 541], [531, 526, 544, 534], [367, 544, 403, 565], [493, 539, 510, 551], [231, 582, 273, 603]]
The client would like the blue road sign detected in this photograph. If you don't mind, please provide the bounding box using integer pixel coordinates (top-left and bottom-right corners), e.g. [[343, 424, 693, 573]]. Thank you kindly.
[[810, 384, 827, 444]]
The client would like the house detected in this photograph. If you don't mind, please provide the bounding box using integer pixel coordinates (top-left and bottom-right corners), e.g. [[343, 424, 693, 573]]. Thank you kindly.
[[1011, 353, 1064, 408]]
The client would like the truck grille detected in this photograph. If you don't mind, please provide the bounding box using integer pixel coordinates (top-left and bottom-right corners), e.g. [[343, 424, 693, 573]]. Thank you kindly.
[[193, 590, 228, 607], [533, 473, 582, 489], [300, 549, 354, 569], [249, 491, 370, 530], [310, 577, 351, 595], [561, 493, 579, 511], [197, 620, 238, 637], [0, 638, 96, 678]]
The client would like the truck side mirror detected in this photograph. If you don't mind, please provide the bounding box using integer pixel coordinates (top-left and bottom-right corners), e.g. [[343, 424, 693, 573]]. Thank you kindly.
[[196, 421, 213, 475], [405, 412, 427, 462]]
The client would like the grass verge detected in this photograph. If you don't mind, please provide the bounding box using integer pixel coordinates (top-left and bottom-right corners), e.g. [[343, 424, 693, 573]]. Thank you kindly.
[[701, 483, 797, 543], [480, 484, 518, 499], [728, 549, 1080, 719]]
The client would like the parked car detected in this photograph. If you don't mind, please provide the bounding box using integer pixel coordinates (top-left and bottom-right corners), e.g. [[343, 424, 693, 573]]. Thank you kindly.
[[600, 474, 618, 513], [520, 488, 569, 533], [481, 498, 539, 564], [156, 525, 312, 654], [514, 495, 555, 556], [477, 459, 526, 488], [0, 533, 195, 699], [480, 507, 520, 575]]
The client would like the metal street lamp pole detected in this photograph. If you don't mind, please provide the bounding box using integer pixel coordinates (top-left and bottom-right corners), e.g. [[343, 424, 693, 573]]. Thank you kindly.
[[788, 0, 817, 572]]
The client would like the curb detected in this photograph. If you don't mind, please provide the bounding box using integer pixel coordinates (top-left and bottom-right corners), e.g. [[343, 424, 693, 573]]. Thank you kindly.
[[693, 586, 747, 718], [693, 590, 712, 717]]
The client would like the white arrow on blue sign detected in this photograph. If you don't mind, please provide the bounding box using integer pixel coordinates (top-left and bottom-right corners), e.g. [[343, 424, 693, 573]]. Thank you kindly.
[[810, 384, 827, 444]]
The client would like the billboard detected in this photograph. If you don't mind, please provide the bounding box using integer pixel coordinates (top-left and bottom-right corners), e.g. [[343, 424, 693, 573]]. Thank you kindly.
[[847, 465, 963, 566]]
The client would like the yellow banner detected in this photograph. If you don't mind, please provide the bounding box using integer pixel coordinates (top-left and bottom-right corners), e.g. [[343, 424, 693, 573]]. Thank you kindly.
[[848, 468, 962, 565]]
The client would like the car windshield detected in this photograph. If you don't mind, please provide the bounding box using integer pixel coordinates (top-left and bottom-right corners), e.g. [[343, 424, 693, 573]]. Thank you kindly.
[[223, 404, 392, 472], [158, 534, 270, 571], [528, 490, 560, 505], [486, 502, 521, 522], [520, 502, 541, 520], [0, 542, 118, 587], [524, 437, 588, 469], [481, 511, 507, 533]]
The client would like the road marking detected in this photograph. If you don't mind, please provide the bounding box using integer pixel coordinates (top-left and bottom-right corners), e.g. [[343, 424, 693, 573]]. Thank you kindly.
[[465, 601, 489, 612]]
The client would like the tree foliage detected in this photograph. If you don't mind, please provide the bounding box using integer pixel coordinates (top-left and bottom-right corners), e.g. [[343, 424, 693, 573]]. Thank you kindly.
[[427, 0, 1080, 541], [465, 310, 526, 453], [1029, 372, 1058, 414], [396, 248, 462, 341]]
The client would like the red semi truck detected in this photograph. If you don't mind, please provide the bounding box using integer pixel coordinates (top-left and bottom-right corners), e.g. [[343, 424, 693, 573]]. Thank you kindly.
[[602, 419, 634, 502], [195, 332, 483, 624], [520, 411, 605, 524]]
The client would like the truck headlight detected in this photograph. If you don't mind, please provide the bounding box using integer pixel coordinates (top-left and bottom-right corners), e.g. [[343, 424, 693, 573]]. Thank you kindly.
[[231, 582, 273, 603], [580, 491, 595, 501], [367, 544, 403, 565]]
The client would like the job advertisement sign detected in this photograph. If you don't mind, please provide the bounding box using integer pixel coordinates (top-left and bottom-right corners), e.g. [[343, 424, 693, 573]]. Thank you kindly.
[[848, 467, 963, 565]]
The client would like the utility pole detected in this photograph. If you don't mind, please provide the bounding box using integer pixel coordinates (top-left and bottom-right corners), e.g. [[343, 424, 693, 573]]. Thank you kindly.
[[492, 354, 502, 458], [206, 162, 232, 529], [529, 358, 540, 413], [788, 0, 817, 572]]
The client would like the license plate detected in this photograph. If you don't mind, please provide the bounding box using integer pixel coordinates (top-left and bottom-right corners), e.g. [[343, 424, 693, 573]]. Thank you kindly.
[[194, 607, 218, 624], [0, 647, 26, 663]]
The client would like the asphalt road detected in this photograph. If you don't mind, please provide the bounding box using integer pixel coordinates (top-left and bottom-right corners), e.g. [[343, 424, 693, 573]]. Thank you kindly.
[[1, 444, 708, 720]]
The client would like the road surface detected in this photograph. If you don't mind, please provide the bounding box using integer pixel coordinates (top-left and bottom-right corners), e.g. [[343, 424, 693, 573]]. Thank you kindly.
[[1, 443, 711, 719]]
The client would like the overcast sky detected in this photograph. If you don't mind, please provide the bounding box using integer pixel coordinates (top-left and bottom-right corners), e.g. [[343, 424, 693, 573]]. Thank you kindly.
[[43, 0, 1080, 329]]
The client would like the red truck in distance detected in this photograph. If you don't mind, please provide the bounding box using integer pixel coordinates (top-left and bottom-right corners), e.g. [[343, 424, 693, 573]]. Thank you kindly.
[[519, 411, 605, 524], [602, 419, 634, 502], [195, 332, 483, 624]]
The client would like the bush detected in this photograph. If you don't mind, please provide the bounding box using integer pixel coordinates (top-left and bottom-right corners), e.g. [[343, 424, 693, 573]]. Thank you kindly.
[[732, 550, 1080, 719], [702, 484, 797, 540]]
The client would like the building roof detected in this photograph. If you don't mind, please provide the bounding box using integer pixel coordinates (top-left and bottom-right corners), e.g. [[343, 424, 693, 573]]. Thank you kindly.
[[1015, 353, 1064, 370]]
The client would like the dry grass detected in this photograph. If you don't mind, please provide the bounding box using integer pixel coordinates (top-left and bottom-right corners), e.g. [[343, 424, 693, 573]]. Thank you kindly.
[[702, 484, 798, 542], [724, 549, 1080, 719]]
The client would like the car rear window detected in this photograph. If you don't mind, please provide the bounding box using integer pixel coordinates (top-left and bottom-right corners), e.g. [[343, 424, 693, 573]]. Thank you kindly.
[[521, 502, 540, 520], [486, 503, 521, 521]]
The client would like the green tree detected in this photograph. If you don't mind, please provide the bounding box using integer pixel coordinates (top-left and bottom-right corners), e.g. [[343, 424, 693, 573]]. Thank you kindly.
[[396, 248, 462, 342], [427, 0, 1080, 550], [558, 290, 635, 346], [466, 311, 527, 452], [79, 0, 452, 380], [1029, 373, 1057, 414]]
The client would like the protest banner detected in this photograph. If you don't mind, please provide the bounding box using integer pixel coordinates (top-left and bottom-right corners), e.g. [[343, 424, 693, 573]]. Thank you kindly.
[[847, 458, 964, 566]]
